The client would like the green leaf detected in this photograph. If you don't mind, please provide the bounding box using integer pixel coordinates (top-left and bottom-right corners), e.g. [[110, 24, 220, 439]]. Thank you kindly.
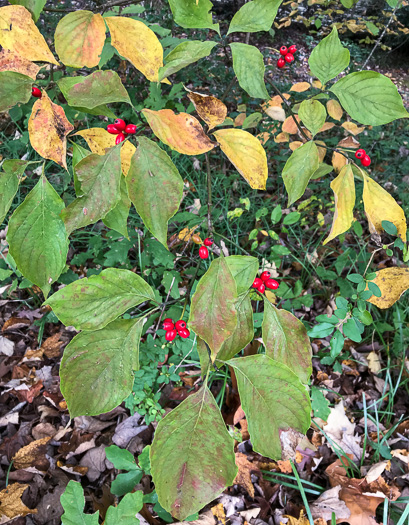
[[382, 220, 398, 236], [343, 318, 362, 342], [347, 273, 363, 283], [0, 72, 33, 112], [282, 141, 320, 206], [61, 480, 99, 525], [298, 100, 326, 137], [71, 142, 91, 196], [105, 492, 144, 525], [126, 137, 183, 248], [271, 205, 282, 224], [7, 173, 68, 297], [111, 471, 143, 497], [188, 257, 238, 358], [308, 26, 350, 85], [0, 160, 34, 224], [105, 445, 138, 471], [103, 175, 131, 239], [150, 385, 237, 520], [282, 211, 301, 225], [227, 355, 311, 459], [330, 71, 409, 126], [227, 0, 282, 34], [262, 300, 312, 384], [365, 21, 379, 36], [225, 255, 259, 295], [311, 387, 330, 421], [330, 330, 344, 358], [307, 323, 335, 338], [386, 0, 400, 6], [60, 318, 144, 417], [61, 145, 122, 235], [229, 43, 269, 100], [58, 70, 131, 110], [9, 0, 47, 21], [45, 268, 154, 331], [311, 162, 333, 179], [72, 104, 117, 119], [167, 0, 220, 33], [159, 40, 217, 81]]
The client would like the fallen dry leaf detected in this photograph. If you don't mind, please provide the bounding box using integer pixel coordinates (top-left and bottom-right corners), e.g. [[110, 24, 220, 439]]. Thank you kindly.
[[0, 483, 37, 519], [310, 485, 350, 521], [367, 267, 409, 309], [12, 437, 51, 470], [323, 401, 362, 462], [233, 453, 260, 497]]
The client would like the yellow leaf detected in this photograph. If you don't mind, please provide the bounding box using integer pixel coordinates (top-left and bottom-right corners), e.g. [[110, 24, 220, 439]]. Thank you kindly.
[[75, 127, 136, 175], [0, 48, 40, 79], [290, 82, 311, 92], [179, 227, 202, 244], [28, 91, 74, 169], [54, 10, 106, 68], [275, 132, 290, 143], [318, 122, 336, 133], [187, 90, 227, 131], [341, 121, 365, 135], [326, 99, 343, 120], [315, 140, 327, 163], [312, 80, 322, 89], [264, 105, 286, 121], [367, 267, 409, 309], [332, 151, 347, 173], [0, 483, 37, 519], [257, 131, 271, 145], [289, 141, 303, 151], [324, 165, 355, 244], [213, 128, 268, 190], [105, 16, 168, 83], [0, 6, 58, 64], [142, 108, 214, 155], [362, 174, 407, 241], [234, 113, 246, 127], [282, 115, 301, 134]]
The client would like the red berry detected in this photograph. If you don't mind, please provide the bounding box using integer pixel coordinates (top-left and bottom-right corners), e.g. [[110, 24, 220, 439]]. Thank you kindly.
[[265, 279, 279, 290], [114, 118, 126, 131], [107, 124, 121, 134], [361, 155, 371, 167], [175, 320, 186, 330], [355, 149, 366, 159], [288, 45, 297, 54], [178, 327, 190, 339], [163, 318, 173, 323], [260, 271, 271, 281], [257, 283, 266, 294], [199, 246, 209, 259], [165, 329, 177, 342], [277, 58, 285, 69], [125, 124, 137, 134], [253, 278, 263, 288], [285, 53, 294, 63], [280, 46, 288, 56], [115, 133, 125, 145], [203, 238, 213, 247], [32, 87, 41, 98], [163, 321, 174, 331]]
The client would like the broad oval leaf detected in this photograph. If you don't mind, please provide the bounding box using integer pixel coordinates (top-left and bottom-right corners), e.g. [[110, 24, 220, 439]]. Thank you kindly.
[[60, 318, 143, 417], [127, 137, 184, 248], [103, 175, 131, 239], [298, 99, 326, 137], [150, 385, 237, 520], [54, 10, 106, 68], [7, 174, 68, 297], [324, 165, 355, 244], [61, 146, 122, 235], [189, 257, 238, 357], [28, 91, 74, 169], [58, 71, 131, 109], [0, 160, 34, 224], [225, 255, 259, 295], [159, 40, 217, 81], [367, 267, 409, 309], [0, 71, 32, 113], [229, 43, 269, 100], [308, 26, 350, 85], [326, 99, 343, 120], [105, 17, 167, 83], [8, 0, 47, 22], [142, 109, 215, 155], [227, 355, 311, 459], [282, 141, 320, 205], [362, 173, 407, 241], [44, 268, 155, 331], [187, 90, 227, 131], [330, 71, 409, 126], [61, 481, 99, 525], [0, 5, 58, 64], [0, 48, 40, 79], [228, 0, 282, 34], [168, 0, 220, 32], [262, 300, 312, 384], [213, 128, 268, 190]]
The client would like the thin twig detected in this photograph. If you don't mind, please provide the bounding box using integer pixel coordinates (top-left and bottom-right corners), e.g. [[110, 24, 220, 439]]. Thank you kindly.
[[220, 76, 237, 103]]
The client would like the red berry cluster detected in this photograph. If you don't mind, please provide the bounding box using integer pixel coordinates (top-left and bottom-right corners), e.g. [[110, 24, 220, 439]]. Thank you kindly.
[[32, 87, 42, 98], [252, 271, 279, 294], [199, 238, 213, 260], [163, 318, 190, 342], [277, 45, 297, 69], [107, 119, 138, 145], [355, 148, 371, 167]]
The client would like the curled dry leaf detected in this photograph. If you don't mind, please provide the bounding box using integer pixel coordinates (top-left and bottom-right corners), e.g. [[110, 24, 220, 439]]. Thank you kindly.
[[12, 437, 51, 469], [0, 483, 37, 519], [233, 453, 260, 498], [142, 109, 215, 155], [367, 267, 409, 309], [0, 48, 41, 79], [28, 91, 74, 169], [187, 91, 227, 131], [342, 121, 365, 135]]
